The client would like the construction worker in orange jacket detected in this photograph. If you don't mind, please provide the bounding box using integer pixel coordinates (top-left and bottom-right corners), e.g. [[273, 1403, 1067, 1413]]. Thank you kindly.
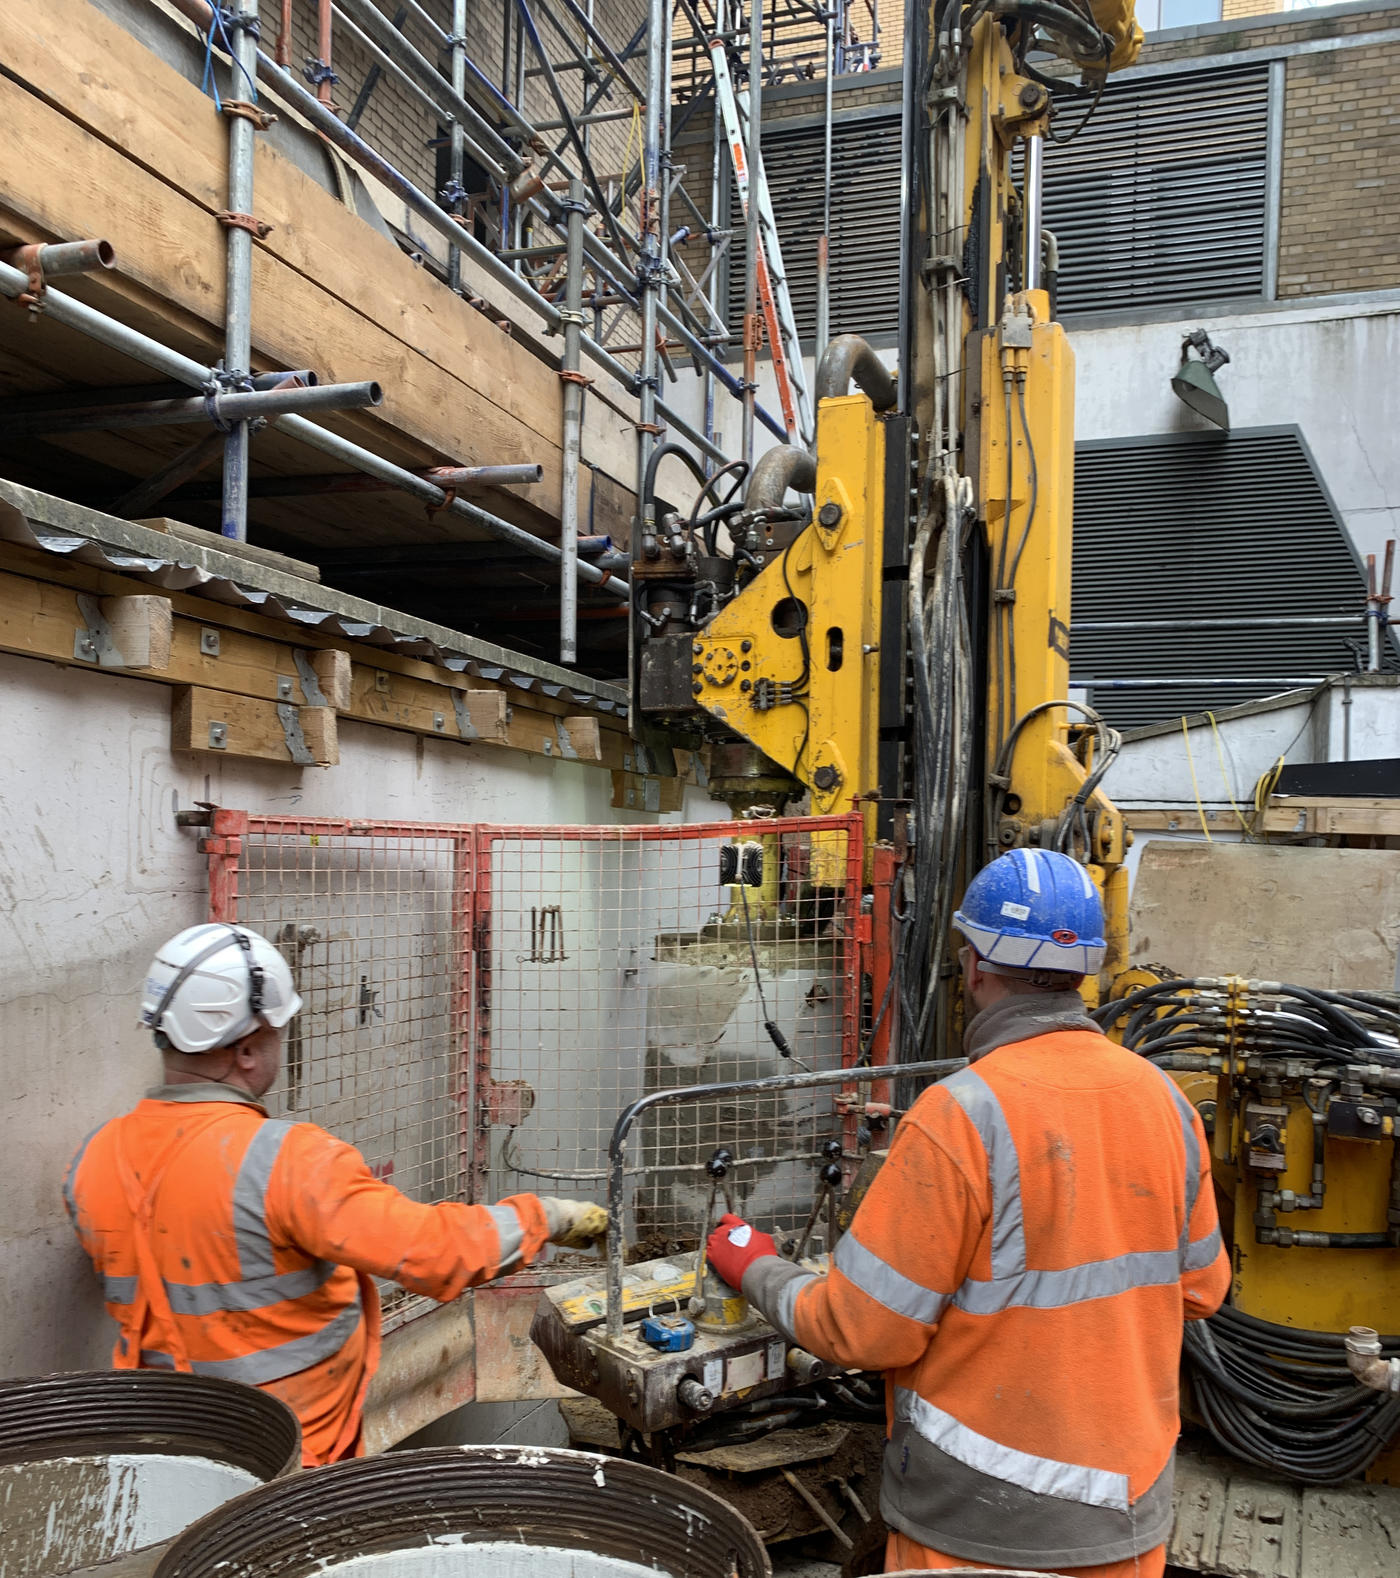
[[709, 849, 1230, 1578], [64, 923, 606, 1465]]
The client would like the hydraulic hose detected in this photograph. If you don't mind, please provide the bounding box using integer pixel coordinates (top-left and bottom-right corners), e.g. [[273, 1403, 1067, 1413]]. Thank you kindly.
[[1185, 1307, 1400, 1483], [813, 335, 898, 410], [745, 445, 817, 509]]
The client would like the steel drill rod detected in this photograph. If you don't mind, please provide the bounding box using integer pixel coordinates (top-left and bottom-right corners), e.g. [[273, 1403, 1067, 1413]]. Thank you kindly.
[[3, 381, 383, 435], [604, 1058, 967, 1340]]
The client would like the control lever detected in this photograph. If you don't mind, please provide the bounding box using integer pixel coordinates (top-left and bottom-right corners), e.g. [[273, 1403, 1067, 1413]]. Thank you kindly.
[[690, 1148, 737, 1318], [793, 1140, 845, 1260]]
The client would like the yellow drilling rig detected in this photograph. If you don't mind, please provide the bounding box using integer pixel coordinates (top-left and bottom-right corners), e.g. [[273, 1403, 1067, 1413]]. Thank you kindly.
[[535, 0, 1400, 1565]]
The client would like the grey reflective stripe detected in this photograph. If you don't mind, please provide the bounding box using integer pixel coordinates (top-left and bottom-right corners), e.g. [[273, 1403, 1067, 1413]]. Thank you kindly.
[[775, 1269, 820, 1342], [834, 1227, 950, 1324], [62, 1125, 103, 1227], [108, 1264, 336, 1314], [487, 1204, 525, 1270], [232, 1119, 294, 1280], [943, 1068, 1025, 1278], [104, 1274, 139, 1305], [1182, 1225, 1223, 1273], [107, 1261, 337, 1313], [165, 1261, 338, 1316], [742, 1255, 816, 1345], [953, 1248, 1182, 1315], [1150, 1063, 1201, 1253], [142, 1295, 362, 1385], [895, 1386, 1130, 1513]]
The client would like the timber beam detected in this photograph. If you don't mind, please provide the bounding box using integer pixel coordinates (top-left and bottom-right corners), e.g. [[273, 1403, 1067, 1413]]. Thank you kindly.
[[0, 546, 690, 797]]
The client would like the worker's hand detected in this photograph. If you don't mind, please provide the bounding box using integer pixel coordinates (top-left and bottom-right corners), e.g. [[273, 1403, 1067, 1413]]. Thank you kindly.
[[540, 1197, 609, 1250], [706, 1212, 778, 1289]]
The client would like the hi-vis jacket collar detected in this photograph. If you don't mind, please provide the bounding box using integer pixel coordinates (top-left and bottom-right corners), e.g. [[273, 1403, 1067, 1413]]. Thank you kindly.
[[146, 1081, 268, 1111], [961, 991, 1099, 1062]]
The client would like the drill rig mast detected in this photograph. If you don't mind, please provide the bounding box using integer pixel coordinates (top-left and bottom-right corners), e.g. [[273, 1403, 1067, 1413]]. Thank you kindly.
[[634, 0, 1141, 1050]]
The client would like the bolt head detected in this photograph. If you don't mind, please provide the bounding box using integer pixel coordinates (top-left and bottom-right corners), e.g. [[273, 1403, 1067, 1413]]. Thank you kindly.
[[813, 765, 839, 791], [1020, 83, 1042, 108], [692, 681, 703, 695], [741, 639, 752, 653], [693, 641, 703, 654], [818, 502, 843, 528]]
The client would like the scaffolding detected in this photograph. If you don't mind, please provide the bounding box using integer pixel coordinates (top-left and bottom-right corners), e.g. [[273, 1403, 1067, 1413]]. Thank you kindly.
[[0, 0, 873, 668]]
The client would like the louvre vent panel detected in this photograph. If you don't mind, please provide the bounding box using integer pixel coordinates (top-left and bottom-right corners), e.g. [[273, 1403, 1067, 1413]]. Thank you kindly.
[[1032, 64, 1271, 313], [1071, 429, 1390, 729], [720, 64, 1269, 336], [726, 112, 903, 339]]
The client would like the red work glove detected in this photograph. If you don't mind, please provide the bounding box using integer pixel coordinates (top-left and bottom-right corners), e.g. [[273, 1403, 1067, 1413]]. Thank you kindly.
[[705, 1212, 778, 1289]]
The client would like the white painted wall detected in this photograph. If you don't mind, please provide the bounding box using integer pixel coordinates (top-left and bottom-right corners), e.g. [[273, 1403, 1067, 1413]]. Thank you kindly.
[[1070, 299, 1400, 573], [0, 650, 717, 1378]]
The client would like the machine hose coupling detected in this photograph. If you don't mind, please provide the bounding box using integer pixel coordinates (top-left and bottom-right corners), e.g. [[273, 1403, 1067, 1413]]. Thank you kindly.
[[1346, 1326, 1400, 1395], [677, 1377, 715, 1413]]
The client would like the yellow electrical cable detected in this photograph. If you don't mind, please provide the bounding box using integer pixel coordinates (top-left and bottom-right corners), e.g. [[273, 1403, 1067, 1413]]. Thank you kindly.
[[1181, 716, 1212, 841], [1251, 755, 1285, 843], [621, 100, 643, 225], [1207, 712, 1253, 836]]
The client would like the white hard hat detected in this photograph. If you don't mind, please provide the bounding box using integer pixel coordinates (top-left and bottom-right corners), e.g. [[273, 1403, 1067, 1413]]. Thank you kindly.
[[140, 924, 302, 1054]]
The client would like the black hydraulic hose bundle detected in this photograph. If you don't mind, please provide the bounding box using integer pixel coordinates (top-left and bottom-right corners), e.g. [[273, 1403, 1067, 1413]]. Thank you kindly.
[[1104, 978, 1400, 1480], [1185, 1307, 1400, 1484], [1093, 978, 1400, 1069]]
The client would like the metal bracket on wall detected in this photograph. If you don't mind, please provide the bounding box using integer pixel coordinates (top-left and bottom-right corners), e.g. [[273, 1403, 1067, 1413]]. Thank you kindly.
[[73, 593, 125, 667], [276, 701, 316, 765], [451, 689, 478, 740], [553, 718, 579, 760], [293, 649, 329, 705]]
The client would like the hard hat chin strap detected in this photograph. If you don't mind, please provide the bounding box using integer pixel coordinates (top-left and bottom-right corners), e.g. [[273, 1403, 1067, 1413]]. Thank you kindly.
[[228, 927, 266, 1019], [149, 925, 265, 1043]]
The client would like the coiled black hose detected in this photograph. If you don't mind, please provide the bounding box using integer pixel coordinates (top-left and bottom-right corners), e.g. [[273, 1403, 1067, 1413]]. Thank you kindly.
[[1107, 981, 1400, 1479], [1185, 1306, 1400, 1483]]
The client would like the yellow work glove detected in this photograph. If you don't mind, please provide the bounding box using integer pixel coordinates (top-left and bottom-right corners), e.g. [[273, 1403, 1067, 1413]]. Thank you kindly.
[[540, 1197, 609, 1250]]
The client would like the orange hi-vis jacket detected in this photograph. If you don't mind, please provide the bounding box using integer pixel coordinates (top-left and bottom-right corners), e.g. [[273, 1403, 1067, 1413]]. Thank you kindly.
[[743, 993, 1230, 1572], [63, 1083, 550, 1465]]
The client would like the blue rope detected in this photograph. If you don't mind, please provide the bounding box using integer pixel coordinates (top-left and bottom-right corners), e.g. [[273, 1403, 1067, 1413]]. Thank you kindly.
[[200, 7, 260, 112]]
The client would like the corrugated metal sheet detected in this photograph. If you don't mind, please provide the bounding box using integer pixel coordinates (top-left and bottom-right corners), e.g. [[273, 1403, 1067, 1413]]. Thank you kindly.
[[1040, 64, 1270, 313], [1071, 428, 1386, 729], [727, 110, 903, 339], [0, 481, 630, 717]]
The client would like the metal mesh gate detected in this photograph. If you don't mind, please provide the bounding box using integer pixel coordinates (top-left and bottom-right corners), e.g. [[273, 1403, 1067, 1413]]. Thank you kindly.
[[475, 815, 864, 1259], [205, 812, 473, 1328], [205, 809, 864, 1327]]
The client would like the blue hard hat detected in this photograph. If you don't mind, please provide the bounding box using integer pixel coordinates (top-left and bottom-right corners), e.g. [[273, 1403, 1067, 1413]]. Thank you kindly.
[[952, 849, 1106, 977]]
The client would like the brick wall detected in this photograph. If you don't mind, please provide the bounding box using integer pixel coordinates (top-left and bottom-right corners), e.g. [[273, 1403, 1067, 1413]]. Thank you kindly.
[[1136, 6, 1400, 298], [1221, 0, 1284, 20], [277, 0, 648, 201], [1277, 40, 1400, 296], [1137, 4, 1398, 66]]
